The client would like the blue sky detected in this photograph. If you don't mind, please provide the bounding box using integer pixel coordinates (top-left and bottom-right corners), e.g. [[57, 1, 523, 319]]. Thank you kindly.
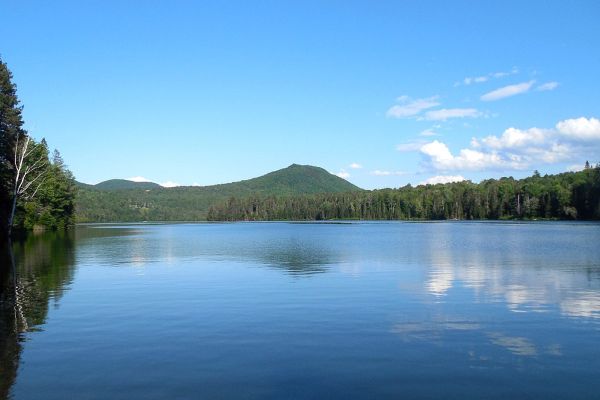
[[1, 1, 599, 189]]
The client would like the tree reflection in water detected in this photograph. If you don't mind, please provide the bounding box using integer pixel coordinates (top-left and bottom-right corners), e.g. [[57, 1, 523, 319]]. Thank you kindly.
[[0, 233, 75, 400]]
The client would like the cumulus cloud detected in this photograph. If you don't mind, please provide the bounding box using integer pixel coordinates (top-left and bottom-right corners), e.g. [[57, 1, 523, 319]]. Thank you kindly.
[[349, 162, 363, 169], [419, 116, 600, 172], [161, 181, 180, 188], [477, 127, 551, 150], [419, 175, 466, 185], [420, 140, 515, 171], [128, 176, 151, 182], [481, 80, 535, 101], [537, 81, 559, 91], [386, 95, 440, 118], [423, 108, 482, 121], [556, 117, 600, 141]]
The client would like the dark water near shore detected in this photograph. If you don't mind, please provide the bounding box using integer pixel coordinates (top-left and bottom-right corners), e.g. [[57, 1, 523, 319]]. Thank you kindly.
[[1, 221, 600, 399]]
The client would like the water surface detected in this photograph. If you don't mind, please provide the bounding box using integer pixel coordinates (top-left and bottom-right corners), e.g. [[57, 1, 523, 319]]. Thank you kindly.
[[2, 222, 600, 399]]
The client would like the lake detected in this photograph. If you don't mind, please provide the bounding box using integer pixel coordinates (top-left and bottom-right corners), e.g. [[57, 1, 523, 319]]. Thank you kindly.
[[2, 221, 600, 399]]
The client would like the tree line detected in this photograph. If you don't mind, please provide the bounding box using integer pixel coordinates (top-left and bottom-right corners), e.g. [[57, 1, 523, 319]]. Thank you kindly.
[[207, 166, 600, 221], [1, 58, 76, 241]]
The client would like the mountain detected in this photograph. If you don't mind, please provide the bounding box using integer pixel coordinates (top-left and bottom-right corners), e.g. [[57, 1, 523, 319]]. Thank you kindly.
[[81, 179, 163, 191], [75, 164, 362, 222], [203, 164, 359, 194]]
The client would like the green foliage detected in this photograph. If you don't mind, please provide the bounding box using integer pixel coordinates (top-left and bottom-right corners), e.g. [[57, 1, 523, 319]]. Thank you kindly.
[[13, 146, 77, 231], [75, 164, 361, 222], [207, 167, 600, 222]]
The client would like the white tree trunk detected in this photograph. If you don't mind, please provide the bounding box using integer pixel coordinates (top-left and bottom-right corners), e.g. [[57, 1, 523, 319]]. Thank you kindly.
[[7, 133, 48, 236]]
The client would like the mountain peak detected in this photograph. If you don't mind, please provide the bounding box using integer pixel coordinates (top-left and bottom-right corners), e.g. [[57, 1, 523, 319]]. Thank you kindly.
[[82, 179, 162, 190], [248, 164, 360, 194]]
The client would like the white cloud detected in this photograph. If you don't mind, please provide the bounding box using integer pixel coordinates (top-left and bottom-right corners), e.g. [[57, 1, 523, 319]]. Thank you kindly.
[[386, 95, 440, 118], [420, 140, 514, 171], [481, 80, 535, 101], [161, 181, 180, 188], [371, 170, 407, 176], [479, 127, 550, 150], [556, 117, 600, 141], [419, 175, 466, 185], [191, 182, 202, 186], [423, 108, 482, 121], [349, 162, 363, 169], [537, 81, 559, 91], [128, 176, 151, 182], [419, 116, 600, 172], [335, 170, 350, 179]]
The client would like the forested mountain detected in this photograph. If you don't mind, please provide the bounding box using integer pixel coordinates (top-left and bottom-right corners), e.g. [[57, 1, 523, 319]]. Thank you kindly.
[[80, 179, 162, 191], [76, 164, 600, 223], [208, 166, 600, 221], [75, 164, 361, 221]]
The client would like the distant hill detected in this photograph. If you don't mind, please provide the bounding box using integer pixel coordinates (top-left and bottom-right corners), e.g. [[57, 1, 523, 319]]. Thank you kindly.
[[76, 164, 362, 222], [204, 164, 359, 194], [79, 179, 163, 191]]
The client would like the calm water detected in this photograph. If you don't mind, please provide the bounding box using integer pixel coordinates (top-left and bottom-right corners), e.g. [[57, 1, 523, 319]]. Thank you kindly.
[[1, 222, 600, 399]]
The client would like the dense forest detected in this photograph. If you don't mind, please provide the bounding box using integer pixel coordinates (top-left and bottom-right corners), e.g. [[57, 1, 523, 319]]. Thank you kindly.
[[207, 166, 600, 221], [0, 58, 76, 240]]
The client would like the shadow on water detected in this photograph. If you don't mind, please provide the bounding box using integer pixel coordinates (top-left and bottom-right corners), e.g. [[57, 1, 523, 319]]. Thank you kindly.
[[0, 232, 76, 400]]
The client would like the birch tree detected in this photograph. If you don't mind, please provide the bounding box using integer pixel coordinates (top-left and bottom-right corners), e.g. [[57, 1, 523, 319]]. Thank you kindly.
[[7, 133, 49, 235]]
